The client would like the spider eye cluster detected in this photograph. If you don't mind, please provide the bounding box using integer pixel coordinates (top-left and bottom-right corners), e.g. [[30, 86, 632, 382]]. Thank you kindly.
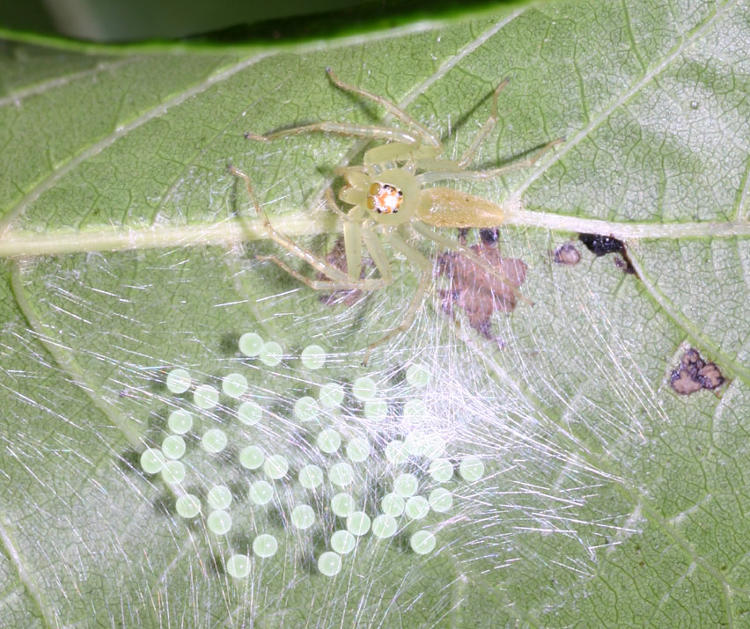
[[367, 182, 404, 214]]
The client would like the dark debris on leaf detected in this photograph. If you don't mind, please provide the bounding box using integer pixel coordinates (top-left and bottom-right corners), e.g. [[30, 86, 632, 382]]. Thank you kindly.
[[578, 233, 636, 275], [670, 348, 725, 395], [436, 234, 527, 341], [552, 242, 581, 265]]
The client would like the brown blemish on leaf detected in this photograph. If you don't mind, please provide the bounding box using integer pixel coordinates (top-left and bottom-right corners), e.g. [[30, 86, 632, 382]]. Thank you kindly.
[[553, 242, 581, 265], [670, 348, 725, 395], [436, 231, 527, 339]]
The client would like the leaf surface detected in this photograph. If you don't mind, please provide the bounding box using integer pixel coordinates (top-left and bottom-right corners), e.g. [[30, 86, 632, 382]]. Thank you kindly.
[[1, 2, 749, 626]]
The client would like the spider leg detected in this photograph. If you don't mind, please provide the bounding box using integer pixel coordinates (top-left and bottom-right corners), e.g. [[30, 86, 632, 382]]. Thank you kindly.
[[457, 78, 509, 168], [456, 138, 564, 180], [362, 230, 431, 365], [325, 68, 440, 148], [245, 123, 423, 146], [324, 188, 349, 220], [361, 227, 393, 285], [257, 255, 385, 291], [326, 189, 394, 286], [230, 166, 385, 289], [325, 188, 364, 282]]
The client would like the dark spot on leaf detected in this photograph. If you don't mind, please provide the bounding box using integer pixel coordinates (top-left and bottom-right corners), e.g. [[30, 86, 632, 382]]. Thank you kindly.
[[220, 332, 239, 354], [553, 242, 581, 265], [578, 232, 636, 274], [479, 228, 499, 245], [670, 348, 725, 395], [578, 233, 623, 256]]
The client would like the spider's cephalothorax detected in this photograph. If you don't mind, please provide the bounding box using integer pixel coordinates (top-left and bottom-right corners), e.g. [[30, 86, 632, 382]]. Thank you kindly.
[[367, 182, 403, 214], [236, 68, 561, 362]]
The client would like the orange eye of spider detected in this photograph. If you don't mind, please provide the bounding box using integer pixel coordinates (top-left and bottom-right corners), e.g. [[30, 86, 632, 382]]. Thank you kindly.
[[366, 182, 404, 214]]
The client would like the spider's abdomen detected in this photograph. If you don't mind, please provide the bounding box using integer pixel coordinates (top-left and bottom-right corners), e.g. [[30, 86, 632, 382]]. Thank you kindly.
[[367, 182, 403, 214]]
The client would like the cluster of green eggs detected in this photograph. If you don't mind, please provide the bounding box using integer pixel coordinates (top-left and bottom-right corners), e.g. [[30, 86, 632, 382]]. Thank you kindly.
[[140, 333, 485, 579]]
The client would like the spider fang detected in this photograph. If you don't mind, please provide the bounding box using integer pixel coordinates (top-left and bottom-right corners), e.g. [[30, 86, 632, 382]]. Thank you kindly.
[[367, 182, 404, 214]]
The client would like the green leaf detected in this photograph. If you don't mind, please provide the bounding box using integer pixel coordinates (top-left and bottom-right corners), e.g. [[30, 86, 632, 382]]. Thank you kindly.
[[1, 1, 749, 626]]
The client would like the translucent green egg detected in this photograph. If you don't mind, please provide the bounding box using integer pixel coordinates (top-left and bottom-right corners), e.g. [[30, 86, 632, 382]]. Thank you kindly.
[[346, 511, 371, 536], [351, 376, 376, 401], [331, 493, 355, 518], [207, 485, 232, 510], [238, 332, 263, 357], [384, 440, 407, 465], [201, 428, 227, 454], [222, 373, 248, 398], [166, 368, 191, 394], [363, 399, 387, 421], [237, 401, 262, 426], [405, 363, 430, 388], [263, 454, 288, 480], [330, 530, 355, 554], [259, 341, 283, 366], [328, 462, 354, 487], [371, 514, 398, 539], [300, 344, 326, 370], [160, 460, 185, 485], [459, 456, 485, 481], [394, 473, 418, 497], [252, 533, 278, 558], [207, 509, 232, 535], [291, 504, 315, 529], [428, 488, 453, 513], [317, 428, 341, 454], [194, 384, 219, 409], [319, 382, 344, 409], [293, 396, 319, 423], [226, 554, 251, 578], [161, 435, 186, 460], [428, 458, 453, 483], [175, 494, 201, 518], [298, 464, 324, 489], [404, 496, 429, 520], [317, 551, 342, 577], [239, 445, 264, 470], [140, 448, 165, 474], [167, 409, 193, 434], [345, 437, 370, 463], [249, 480, 273, 505], [410, 530, 436, 555], [380, 493, 405, 517]]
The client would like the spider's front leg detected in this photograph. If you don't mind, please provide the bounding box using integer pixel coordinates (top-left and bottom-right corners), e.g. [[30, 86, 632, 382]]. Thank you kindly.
[[244, 68, 441, 149], [229, 166, 384, 291], [362, 229, 433, 365]]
